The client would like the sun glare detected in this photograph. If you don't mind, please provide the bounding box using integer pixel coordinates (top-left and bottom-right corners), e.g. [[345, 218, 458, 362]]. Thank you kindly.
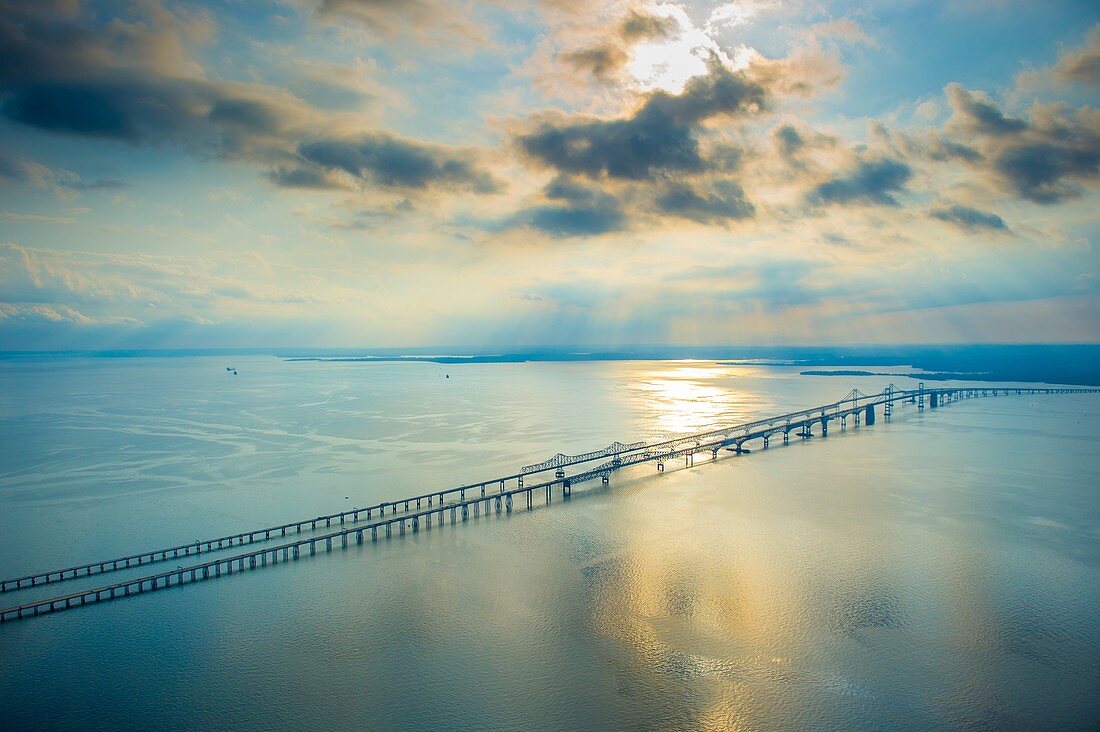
[[625, 4, 748, 94]]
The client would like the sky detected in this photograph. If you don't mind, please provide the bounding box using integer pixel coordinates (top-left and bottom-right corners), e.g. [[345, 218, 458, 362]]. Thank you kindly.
[[0, 0, 1098, 350]]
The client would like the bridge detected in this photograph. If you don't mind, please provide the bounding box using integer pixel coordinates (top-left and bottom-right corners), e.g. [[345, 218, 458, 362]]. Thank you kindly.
[[1, 383, 1095, 623]]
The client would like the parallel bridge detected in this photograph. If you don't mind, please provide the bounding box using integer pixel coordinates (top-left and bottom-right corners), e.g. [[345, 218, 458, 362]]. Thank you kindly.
[[1, 383, 1095, 623]]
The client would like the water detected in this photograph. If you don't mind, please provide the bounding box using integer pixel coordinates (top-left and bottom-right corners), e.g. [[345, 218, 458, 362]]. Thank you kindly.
[[0, 356, 1098, 730]]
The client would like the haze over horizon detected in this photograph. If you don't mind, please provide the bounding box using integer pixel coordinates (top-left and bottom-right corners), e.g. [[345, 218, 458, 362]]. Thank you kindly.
[[1, 0, 1098, 350]]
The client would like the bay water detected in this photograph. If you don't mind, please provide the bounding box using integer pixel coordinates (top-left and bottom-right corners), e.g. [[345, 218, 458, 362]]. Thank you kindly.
[[0, 356, 1097, 730]]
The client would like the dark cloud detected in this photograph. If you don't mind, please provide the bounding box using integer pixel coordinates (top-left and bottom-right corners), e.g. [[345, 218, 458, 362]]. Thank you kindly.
[[514, 177, 624, 237], [811, 158, 912, 207], [773, 125, 804, 156], [924, 137, 983, 163], [994, 140, 1099, 204], [516, 63, 767, 180], [560, 46, 629, 81], [1051, 25, 1100, 87], [942, 84, 1100, 204], [297, 135, 498, 192], [930, 205, 1008, 232], [946, 84, 1027, 136], [265, 165, 349, 190], [655, 181, 754, 223], [620, 10, 678, 42], [0, 2, 299, 156], [0, 0, 501, 199]]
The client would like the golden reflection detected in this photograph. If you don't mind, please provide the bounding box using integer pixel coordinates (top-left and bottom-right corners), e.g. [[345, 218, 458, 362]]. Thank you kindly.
[[583, 457, 908, 728], [628, 362, 744, 436]]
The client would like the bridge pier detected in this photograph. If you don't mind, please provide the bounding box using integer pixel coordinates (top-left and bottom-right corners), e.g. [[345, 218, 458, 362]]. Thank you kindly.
[[865, 404, 875, 425]]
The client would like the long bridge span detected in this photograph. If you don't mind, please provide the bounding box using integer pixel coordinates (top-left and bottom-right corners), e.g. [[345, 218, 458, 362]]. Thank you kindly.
[[2, 383, 1096, 623]]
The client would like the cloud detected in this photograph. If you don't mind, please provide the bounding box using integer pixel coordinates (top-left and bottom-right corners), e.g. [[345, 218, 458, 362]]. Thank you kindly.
[[655, 180, 754, 223], [930, 205, 1008, 232], [621, 9, 679, 41], [945, 84, 1027, 136], [512, 177, 625, 237], [0, 0, 500, 201], [555, 8, 681, 83], [943, 83, 1100, 203], [295, 134, 499, 192], [314, 0, 490, 46], [516, 62, 766, 180], [1050, 25, 1100, 87], [773, 124, 805, 156], [559, 45, 630, 81], [811, 158, 912, 207], [265, 165, 351, 190]]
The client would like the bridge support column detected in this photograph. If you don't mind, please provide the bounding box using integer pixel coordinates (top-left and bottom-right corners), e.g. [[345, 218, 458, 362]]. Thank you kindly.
[[763, 435, 769, 449], [865, 404, 875, 425], [821, 418, 828, 436], [930, 392, 938, 408], [783, 431, 789, 444]]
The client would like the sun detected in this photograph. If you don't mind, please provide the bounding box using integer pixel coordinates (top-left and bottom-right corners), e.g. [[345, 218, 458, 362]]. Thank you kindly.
[[624, 4, 748, 94]]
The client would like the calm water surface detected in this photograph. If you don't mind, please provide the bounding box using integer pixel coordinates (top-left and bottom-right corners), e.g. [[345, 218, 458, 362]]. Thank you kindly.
[[0, 356, 1098, 730]]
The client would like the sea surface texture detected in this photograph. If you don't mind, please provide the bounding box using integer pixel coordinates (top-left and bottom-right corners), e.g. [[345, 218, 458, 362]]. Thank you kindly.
[[0, 356, 1097, 730]]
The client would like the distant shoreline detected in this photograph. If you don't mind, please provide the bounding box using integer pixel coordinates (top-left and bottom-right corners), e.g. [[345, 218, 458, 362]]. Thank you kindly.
[[2, 345, 1097, 386]]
